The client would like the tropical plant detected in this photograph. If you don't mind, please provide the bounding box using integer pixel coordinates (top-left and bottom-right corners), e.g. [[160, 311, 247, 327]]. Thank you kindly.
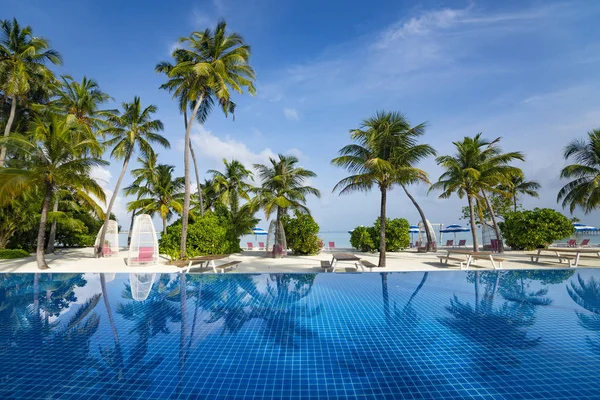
[[165, 20, 256, 259], [208, 158, 254, 214], [431, 134, 524, 252], [558, 129, 600, 214], [96, 96, 169, 257], [499, 208, 574, 250], [332, 111, 436, 265], [0, 18, 62, 167], [350, 226, 376, 252], [0, 114, 106, 269], [0, 248, 29, 259], [372, 217, 410, 252], [214, 203, 258, 253], [281, 212, 321, 255], [254, 154, 320, 256], [127, 164, 184, 234], [497, 174, 541, 212]]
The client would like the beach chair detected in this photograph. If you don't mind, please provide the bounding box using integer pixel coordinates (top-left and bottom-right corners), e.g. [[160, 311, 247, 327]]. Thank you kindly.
[[445, 240, 454, 247], [328, 241, 335, 250], [580, 239, 590, 247], [490, 239, 499, 253], [247, 242, 254, 250], [458, 240, 466, 247], [258, 242, 265, 250], [567, 239, 576, 247]]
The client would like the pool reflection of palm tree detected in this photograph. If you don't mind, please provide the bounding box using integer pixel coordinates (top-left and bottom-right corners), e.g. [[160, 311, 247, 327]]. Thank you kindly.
[[567, 274, 600, 355]]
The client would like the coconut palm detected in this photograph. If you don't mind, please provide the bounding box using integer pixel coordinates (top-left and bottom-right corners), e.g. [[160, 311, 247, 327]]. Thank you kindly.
[[0, 114, 106, 269], [332, 111, 436, 265], [127, 164, 185, 234], [96, 97, 169, 257], [0, 18, 63, 167], [431, 134, 524, 252], [498, 174, 541, 212], [208, 159, 254, 214], [168, 20, 256, 259], [558, 129, 600, 214], [254, 154, 320, 255]]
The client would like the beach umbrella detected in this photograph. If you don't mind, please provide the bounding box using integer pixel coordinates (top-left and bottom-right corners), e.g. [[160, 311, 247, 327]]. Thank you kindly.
[[440, 224, 470, 241], [252, 227, 268, 241], [573, 223, 598, 235], [409, 224, 419, 243]]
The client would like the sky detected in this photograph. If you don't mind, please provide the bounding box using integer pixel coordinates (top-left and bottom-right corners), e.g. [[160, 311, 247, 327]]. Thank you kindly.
[[5, 0, 600, 231]]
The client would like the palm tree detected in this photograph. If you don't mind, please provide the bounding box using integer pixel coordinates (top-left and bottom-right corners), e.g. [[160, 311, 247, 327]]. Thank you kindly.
[[431, 134, 524, 252], [168, 20, 256, 259], [254, 154, 320, 254], [123, 152, 159, 245], [558, 129, 600, 214], [332, 111, 436, 265], [96, 97, 169, 257], [0, 114, 106, 269], [0, 18, 63, 167], [127, 164, 185, 234], [498, 174, 541, 212], [208, 158, 254, 214]]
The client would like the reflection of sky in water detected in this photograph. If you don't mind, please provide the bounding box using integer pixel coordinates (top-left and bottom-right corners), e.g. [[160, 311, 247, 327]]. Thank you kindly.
[[1, 270, 599, 398]]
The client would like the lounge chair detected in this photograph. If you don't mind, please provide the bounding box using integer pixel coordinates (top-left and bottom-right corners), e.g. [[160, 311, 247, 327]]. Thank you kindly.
[[247, 242, 254, 250], [567, 239, 576, 247], [458, 240, 466, 247], [490, 239, 499, 253], [445, 240, 454, 247], [328, 241, 335, 250], [580, 239, 590, 247], [258, 242, 265, 250]]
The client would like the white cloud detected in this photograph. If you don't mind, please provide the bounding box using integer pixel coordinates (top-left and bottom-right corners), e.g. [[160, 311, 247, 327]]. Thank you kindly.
[[283, 108, 300, 121]]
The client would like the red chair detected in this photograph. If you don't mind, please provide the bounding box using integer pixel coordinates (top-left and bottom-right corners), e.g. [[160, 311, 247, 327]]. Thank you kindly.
[[580, 239, 590, 247], [458, 240, 466, 247], [445, 240, 454, 247], [258, 242, 265, 250], [567, 239, 576, 247], [247, 242, 254, 250], [328, 241, 335, 250], [490, 239, 499, 253]]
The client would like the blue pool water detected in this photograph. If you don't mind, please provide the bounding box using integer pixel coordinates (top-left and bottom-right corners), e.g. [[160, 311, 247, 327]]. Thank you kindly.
[[1, 270, 599, 399]]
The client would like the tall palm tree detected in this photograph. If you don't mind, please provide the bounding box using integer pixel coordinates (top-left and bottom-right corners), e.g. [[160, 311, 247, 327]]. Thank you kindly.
[[332, 111, 436, 265], [208, 158, 254, 214], [168, 20, 256, 259], [0, 18, 63, 167], [123, 152, 159, 245], [127, 164, 185, 234], [558, 129, 600, 214], [0, 114, 106, 269], [431, 134, 524, 252], [498, 174, 541, 212], [96, 97, 169, 257], [254, 154, 320, 255]]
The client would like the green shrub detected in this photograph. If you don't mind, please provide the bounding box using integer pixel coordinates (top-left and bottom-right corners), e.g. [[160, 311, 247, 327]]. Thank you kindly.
[[282, 212, 321, 255], [159, 212, 233, 259], [0, 249, 30, 259], [350, 226, 376, 252], [499, 208, 574, 250]]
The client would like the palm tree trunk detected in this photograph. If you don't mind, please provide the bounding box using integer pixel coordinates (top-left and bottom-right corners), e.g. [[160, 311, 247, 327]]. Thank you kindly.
[[162, 216, 167, 235], [184, 110, 205, 216], [481, 190, 504, 253], [36, 181, 53, 269], [404, 272, 429, 312], [513, 192, 517, 212], [274, 207, 283, 258], [180, 95, 204, 259], [381, 272, 389, 324], [467, 195, 479, 252], [402, 185, 434, 251], [127, 208, 136, 246], [0, 96, 17, 167], [100, 273, 120, 345], [378, 186, 387, 267], [97, 149, 132, 257], [45, 198, 59, 254]]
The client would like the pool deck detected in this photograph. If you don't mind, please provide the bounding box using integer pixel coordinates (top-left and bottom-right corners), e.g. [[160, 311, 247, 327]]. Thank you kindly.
[[1, 246, 600, 273]]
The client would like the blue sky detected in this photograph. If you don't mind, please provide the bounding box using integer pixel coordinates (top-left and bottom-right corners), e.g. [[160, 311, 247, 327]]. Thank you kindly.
[[5, 0, 600, 230]]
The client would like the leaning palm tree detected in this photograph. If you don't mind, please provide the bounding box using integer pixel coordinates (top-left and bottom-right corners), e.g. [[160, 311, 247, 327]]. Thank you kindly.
[[498, 174, 541, 212], [0, 17, 62, 167], [96, 97, 169, 257], [332, 111, 436, 265], [0, 114, 106, 269], [431, 134, 524, 252], [127, 164, 185, 234], [558, 129, 600, 214], [208, 159, 254, 214], [168, 20, 256, 259], [254, 154, 320, 251]]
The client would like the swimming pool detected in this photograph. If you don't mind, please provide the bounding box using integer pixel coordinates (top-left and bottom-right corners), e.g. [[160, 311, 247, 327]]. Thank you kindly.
[[0, 270, 599, 399]]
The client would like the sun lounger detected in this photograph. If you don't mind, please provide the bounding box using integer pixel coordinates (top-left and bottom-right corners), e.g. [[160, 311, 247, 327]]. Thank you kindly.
[[567, 239, 576, 247], [458, 240, 466, 247], [328, 241, 335, 250], [247, 242, 254, 250], [445, 240, 454, 247], [258, 242, 265, 250], [580, 239, 590, 247]]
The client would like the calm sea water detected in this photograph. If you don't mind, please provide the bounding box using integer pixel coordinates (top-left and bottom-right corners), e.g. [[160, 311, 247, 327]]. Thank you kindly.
[[1, 270, 599, 398]]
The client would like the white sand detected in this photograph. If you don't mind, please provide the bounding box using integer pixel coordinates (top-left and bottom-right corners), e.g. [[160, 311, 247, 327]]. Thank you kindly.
[[1, 246, 599, 273]]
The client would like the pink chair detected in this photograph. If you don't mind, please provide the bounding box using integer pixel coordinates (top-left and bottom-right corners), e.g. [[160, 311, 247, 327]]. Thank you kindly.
[[445, 240, 454, 247], [567, 239, 576, 247], [580, 239, 590, 247], [490, 239, 499, 253], [328, 241, 335, 250], [138, 247, 155, 262], [258, 242, 265, 250], [458, 240, 466, 247], [247, 242, 254, 250]]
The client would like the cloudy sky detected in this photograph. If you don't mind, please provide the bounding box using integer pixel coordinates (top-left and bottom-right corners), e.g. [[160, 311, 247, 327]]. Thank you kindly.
[[5, 0, 600, 230]]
